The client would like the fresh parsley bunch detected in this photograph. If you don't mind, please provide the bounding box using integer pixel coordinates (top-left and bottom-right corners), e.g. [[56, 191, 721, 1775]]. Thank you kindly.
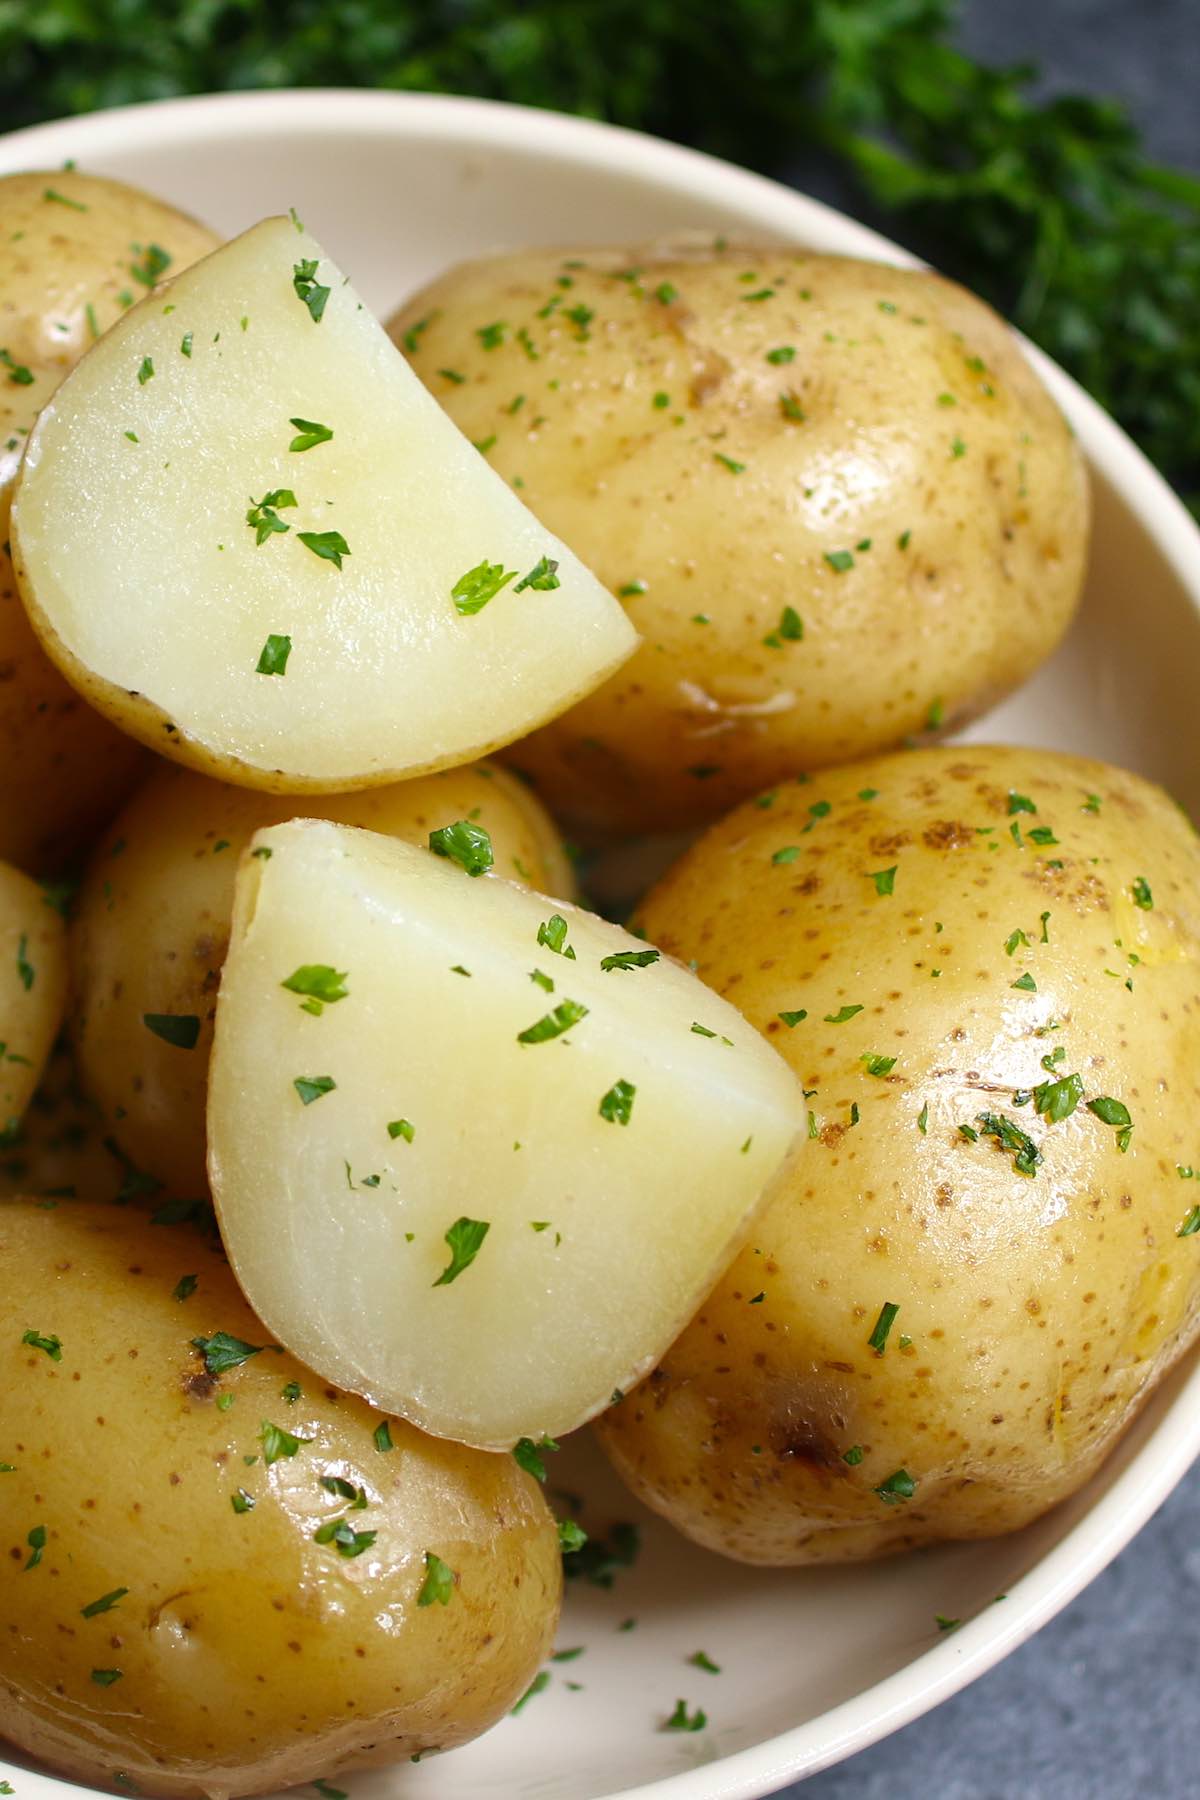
[[1, 0, 1195, 505]]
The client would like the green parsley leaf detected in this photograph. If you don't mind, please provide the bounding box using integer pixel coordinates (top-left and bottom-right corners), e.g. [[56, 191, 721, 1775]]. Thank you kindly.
[[1178, 1207, 1200, 1239], [917, 1102, 929, 1134], [1087, 1095, 1132, 1128], [843, 1445, 865, 1465], [765, 345, 795, 364], [0, 348, 34, 386], [297, 529, 350, 569], [512, 1670, 552, 1714], [824, 1004, 864, 1024], [288, 416, 332, 451], [867, 1301, 899, 1353], [294, 1074, 336, 1105], [259, 1419, 310, 1465], [433, 1216, 490, 1285], [246, 488, 297, 544], [1131, 876, 1154, 910], [823, 549, 854, 572], [388, 1119, 414, 1143], [191, 1331, 265, 1375], [1004, 929, 1029, 956], [599, 1079, 636, 1125], [91, 1668, 123, 1686], [861, 1053, 896, 1077], [558, 1518, 588, 1554], [513, 1435, 560, 1482], [451, 558, 517, 615], [976, 1110, 1042, 1176], [518, 1000, 588, 1044], [21, 1329, 62, 1361], [230, 1488, 255, 1513], [292, 257, 330, 323], [663, 1699, 707, 1732], [24, 1524, 46, 1569], [131, 243, 171, 287], [428, 819, 494, 876], [15, 933, 33, 992], [417, 1549, 456, 1606], [868, 865, 897, 896], [256, 633, 292, 675], [537, 914, 576, 958], [1011, 972, 1037, 992], [172, 1274, 198, 1303], [1033, 1072, 1084, 1122], [373, 1420, 395, 1451], [689, 1651, 722, 1674], [514, 555, 560, 592], [80, 1587, 128, 1618], [778, 1009, 807, 1027], [1007, 791, 1037, 815], [137, 355, 154, 385], [600, 948, 660, 972], [875, 1468, 917, 1504], [713, 452, 745, 474], [281, 964, 349, 1012]]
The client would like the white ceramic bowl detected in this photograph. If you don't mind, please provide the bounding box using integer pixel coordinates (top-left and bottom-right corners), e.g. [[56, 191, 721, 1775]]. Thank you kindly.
[[2, 89, 1199, 1800]]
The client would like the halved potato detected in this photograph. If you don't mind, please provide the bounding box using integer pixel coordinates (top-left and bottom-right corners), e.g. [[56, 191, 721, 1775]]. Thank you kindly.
[[12, 217, 637, 792], [209, 819, 804, 1447], [71, 758, 577, 1201], [0, 858, 67, 1133]]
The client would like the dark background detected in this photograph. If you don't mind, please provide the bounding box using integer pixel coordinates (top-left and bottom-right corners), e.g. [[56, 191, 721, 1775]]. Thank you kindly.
[[787, 16, 1197, 1799]]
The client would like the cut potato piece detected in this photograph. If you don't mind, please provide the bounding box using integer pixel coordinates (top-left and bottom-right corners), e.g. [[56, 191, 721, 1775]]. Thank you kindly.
[[12, 218, 637, 792], [209, 819, 804, 1447], [0, 859, 67, 1133]]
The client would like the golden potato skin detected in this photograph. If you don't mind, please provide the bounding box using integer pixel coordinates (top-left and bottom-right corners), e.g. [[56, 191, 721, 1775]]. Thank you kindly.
[[391, 246, 1089, 836], [595, 747, 1200, 1563], [0, 1202, 561, 1797], [0, 171, 220, 871], [71, 759, 574, 1200], [0, 1041, 124, 1203], [0, 855, 67, 1129]]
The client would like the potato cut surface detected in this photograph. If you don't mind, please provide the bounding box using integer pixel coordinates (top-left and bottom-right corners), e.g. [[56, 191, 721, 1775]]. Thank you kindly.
[[12, 217, 636, 791], [209, 819, 804, 1446]]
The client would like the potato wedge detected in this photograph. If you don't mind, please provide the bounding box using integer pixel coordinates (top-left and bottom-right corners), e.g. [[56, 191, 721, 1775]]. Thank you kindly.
[[0, 169, 220, 870], [209, 819, 803, 1447], [11, 216, 637, 792], [0, 858, 67, 1133], [0, 1200, 561, 1798], [71, 758, 576, 1201]]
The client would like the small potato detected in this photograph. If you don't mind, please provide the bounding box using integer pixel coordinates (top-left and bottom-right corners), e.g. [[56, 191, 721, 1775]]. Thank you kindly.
[[0, 1041, 125, 1204], [0, 856, 67, 1131], [391, 245, 1089, 836], [595, 747, 1200, 1563], [0, 170, 220, 870], [71, 759, 575, 1200], [0, 1201, 561, 1797]]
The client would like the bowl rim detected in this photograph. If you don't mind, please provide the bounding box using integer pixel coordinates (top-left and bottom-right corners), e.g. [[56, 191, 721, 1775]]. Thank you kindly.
[[2, 86, 1199, 1800]]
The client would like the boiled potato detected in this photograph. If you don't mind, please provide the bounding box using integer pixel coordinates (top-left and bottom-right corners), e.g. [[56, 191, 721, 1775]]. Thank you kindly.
[[0, 856, 67, 1132], [595, 747, 1200, 1562], [391, 243, 1089, 836], [71, 758, 576, 1200], [209, 819, 804, 1448], [0, 170, 220, 870], [0, 1201, 561, 1797], [12, 217, 637, 793]]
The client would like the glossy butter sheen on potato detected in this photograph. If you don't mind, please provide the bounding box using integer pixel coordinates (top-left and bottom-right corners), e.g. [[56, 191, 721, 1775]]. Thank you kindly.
[[596, 747, 1200, 1563], [209, 819, 805, 1448], [0, 169, 219, 871], [0, 1202, 561, 1798], [391, 244, 1088, 835], [12, 217, 637, 792], [70, 758, 576, 1200]]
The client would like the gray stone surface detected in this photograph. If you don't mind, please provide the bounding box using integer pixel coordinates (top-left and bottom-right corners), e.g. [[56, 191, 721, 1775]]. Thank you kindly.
[[782, 15, 1197, 1797]]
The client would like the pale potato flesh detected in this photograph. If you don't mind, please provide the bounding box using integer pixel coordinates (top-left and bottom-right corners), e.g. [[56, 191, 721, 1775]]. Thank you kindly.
[[0, 856, 67, 1130], [71, 759, 577, 1200], [12, 217, 637, 792], [391, 244, 1088, 836], [0, 1201, 561, 1798], [595, 748, 1200, 1563], [209, 819, 804, 1447], [0, 169, 219, 869]]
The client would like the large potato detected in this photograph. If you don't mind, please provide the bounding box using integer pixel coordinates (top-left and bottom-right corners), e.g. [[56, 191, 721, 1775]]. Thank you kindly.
[[71, 758, 575, 1200], [595, 747, 1200, 1562], [0, 1201, 561, 1796], [390, 244, 1089, 836], [0, 170, 220, 870], [12, 217, 636, 792], [209, 819, 804, 1448], [0, 856, 67, 1132]]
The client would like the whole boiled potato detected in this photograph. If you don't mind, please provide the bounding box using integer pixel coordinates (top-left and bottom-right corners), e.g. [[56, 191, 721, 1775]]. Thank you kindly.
[[0, 855, 67, 1132], [71, 759, 575, 1200], [390, 244, 1089, 836], [0, 1201, 561, 1797], [595, 747, 1200, 1563], [0, 169, 220, 870]]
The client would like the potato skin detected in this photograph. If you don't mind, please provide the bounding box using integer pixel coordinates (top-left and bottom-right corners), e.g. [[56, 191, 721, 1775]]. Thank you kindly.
[[71, 759, 575, 1200], [595, 747, 1200, 1563], [0, 171, 220, 871], [391, 245, 1089, 836], [0, 855, 67, 1129], [0, 1202, 561, 1797]]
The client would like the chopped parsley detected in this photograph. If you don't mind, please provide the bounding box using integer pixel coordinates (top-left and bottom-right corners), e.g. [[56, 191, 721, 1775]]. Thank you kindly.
[[292, 257, 330, 323], [713, 452, 745, 474], [689, 1651, 721, 1674], [373, 1420, 395, 1451], [172, 1274, 198, 1303], [600, 948, 659, 973], [823, 549, 854, 573], [259, 1419, 310, 1464], [537, 915, 576, 958], [0, 349, 34, 386], [246, 487, 297, 543], [824, 1004, 864, 1024], [24, 1524, 46, 1569], [91, 1668, 123, 1686], [513, 1435, 559, 1482], [778, 1009, 808, 1027], [861, 1053, 896, 1077], [976, 1110, 1041, 1176], [288, 416, 333, 452], [763, 605, 804, 648], [80, 1587, 128, 1618], [191, 1332, 265, 1375], [293, 1074, 336, 1105], [515, 555, 561, 592], [512, 1670, 552, 1714], [868, 1301, 900, 1353], [599, 1079, 636, 1126], [428, 819, 494, 876], [1131, 877, 1154, 910], [15, 934, 33, 992], [388, 1119, 415, 1143], [417, 1550, 456, 1605], [663, 1699, 707, 1732], [451, 558, 517, 614], [255, 633, 292, 676], [21, 1329, 62, 1361], [875, 1468, 917, 1504], [518, 1000, 588, 1044], [868, 866, 897, 896], [433, 1216, 490, 1285], [1011, 972, 1037, 992], [281, 964, 349, 1013], [1033, 1072, 1083, 1122], [297, 529, 350, 568]]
